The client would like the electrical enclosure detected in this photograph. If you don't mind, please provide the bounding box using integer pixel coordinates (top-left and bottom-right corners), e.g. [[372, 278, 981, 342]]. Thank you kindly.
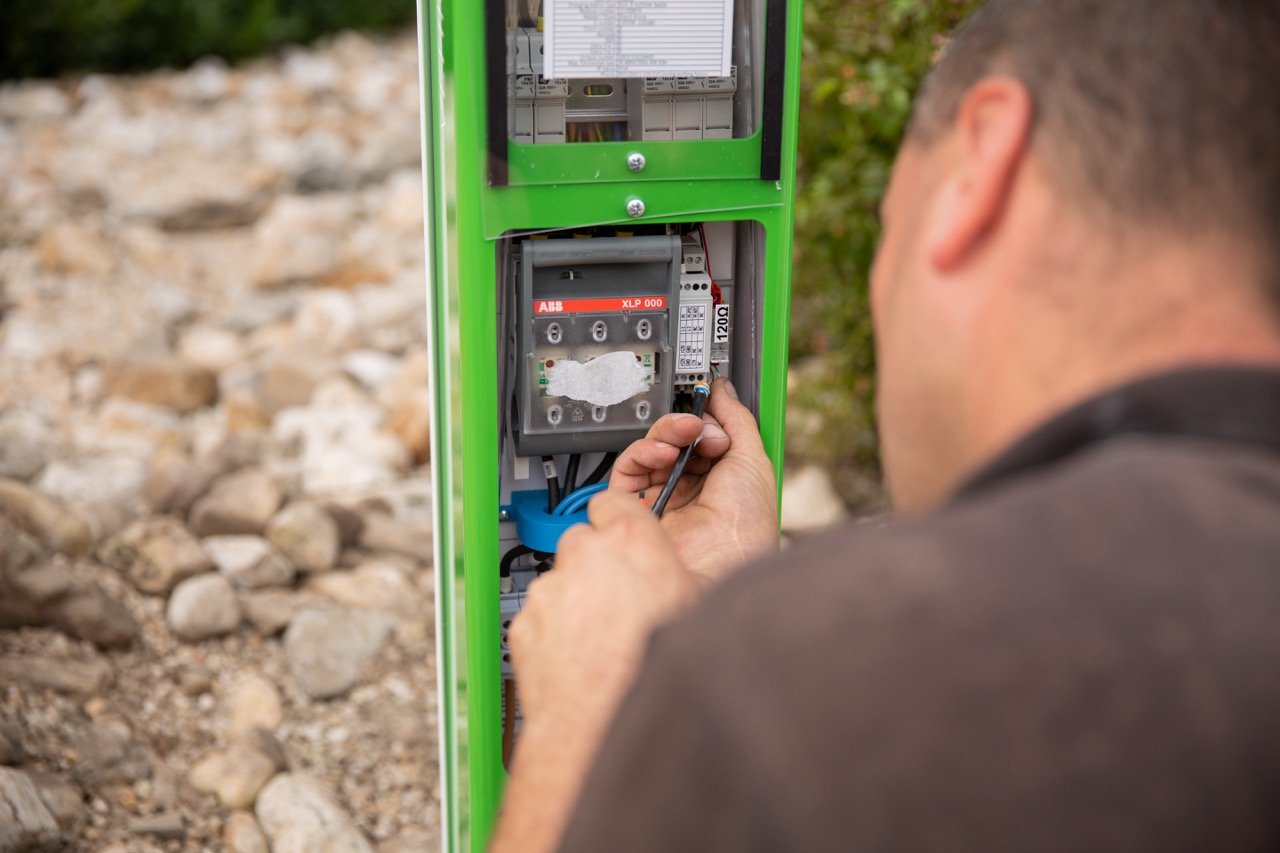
[[419, 0, 805, 849]]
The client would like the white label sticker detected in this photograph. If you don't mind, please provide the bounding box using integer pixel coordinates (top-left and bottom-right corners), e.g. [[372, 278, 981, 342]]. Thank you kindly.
[[545, 0, 734, 79], [677, 303, 708, 373], [545, 351, 652, 406], [712, 303, 731, 344]]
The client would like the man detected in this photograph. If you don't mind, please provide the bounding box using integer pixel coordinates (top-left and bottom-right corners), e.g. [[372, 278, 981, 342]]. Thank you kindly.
[[496, 0, 1280, 849]]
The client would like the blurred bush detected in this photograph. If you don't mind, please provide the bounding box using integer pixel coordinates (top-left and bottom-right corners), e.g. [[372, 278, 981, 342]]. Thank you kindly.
[[0, 0, 414, 79], [789, 0, 980, 499]]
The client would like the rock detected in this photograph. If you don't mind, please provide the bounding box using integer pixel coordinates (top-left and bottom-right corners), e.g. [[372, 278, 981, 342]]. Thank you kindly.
[[256, 772, 374, 853], [99, 515, 213, 594], [294, 289, 360, 354], [71, 721, 151, 787], [0, 724, 23, 765], [780, 466, 849, 534], [178, 324, 247, 373], [49, 583, 139, 649], [35, 220, 114, 277], [265, 502, 339, 573], [0, 653, 113, 697], [225, 672, 285, 740], [190, 467, 282, 536], [358, 512, 432, 563], [378, 829, 438, 853], [128, 811, 185, 839], [248, 195, 359, 289], [0, 767, 60, 850], [284, 608, 392, 699], [188, 737, 281, 810], [377, 350, 431, 465], [102, 359, 219, 414], [342, 349, 401, 390], [272, 402, 408, 497], [307, 561, 423, 620], [167, 573, 241, 641], [0, 409, 55, 480], [25, 771, 86, 835], [142, 446, 225, 515], [254, 353, 333, 417], [203, 535, 296, 589], [0, 476, 94, 556], [35, 455, 150, 538], [240, 589, 324, 637], [225, 811, 270, 853]]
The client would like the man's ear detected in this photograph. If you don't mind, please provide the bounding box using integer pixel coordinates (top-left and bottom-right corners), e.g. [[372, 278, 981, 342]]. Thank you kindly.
[[927, 76, 1034, 272]]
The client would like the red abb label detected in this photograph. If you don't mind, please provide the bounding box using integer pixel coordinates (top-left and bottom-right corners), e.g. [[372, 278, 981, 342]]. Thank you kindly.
[[534, 296, 667, 314]]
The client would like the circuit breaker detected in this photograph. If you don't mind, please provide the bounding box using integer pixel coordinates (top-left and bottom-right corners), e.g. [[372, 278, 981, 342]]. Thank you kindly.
[[513, 236, 681, 455]]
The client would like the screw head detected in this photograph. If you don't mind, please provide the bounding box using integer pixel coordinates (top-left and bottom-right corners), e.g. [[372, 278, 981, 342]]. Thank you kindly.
[[626, 152, 647, 172], [499, 509, 511, 522], [626, 198, 646, 218]]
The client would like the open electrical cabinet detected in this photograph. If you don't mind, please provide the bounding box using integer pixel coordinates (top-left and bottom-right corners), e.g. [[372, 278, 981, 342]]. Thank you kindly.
[[418, 0, 805, 848]]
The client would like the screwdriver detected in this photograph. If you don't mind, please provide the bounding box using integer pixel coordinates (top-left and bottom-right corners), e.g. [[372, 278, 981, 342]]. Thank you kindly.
[[652, 382, 711, 518]]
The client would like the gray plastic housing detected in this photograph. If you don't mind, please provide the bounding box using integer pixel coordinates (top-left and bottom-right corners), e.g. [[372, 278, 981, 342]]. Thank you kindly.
[[514, 236, 681, 456]]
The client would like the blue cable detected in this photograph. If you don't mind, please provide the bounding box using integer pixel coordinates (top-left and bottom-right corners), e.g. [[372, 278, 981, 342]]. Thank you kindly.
[[553, 481, 608, 516]]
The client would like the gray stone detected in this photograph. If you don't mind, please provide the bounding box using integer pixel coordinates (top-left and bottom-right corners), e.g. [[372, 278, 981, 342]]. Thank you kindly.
[[284, 608, 391, 699], [167, 573, 241, 642], [204, 535, 295, 589], [0, 476, 94, 556], [128, 811, 185, 839], [142, 446, 225, 515], [25, 771, 86, 834], [48, 582, 139, 649], [99, 515, 213, 594], [358, 512, 432, 563], [307, 561, 424, 622], [256, 772, 373, 853], [0, 723, 22, 765], [224, 810, 270, 853], [241, 589, 323, 637], [0, 409, 55, 480], [191, 467, 283, 536], [265, 502, 339, 573], [0, 653, 113, 697], [0, 767, 60, 850], [70, 722, 151, 787]]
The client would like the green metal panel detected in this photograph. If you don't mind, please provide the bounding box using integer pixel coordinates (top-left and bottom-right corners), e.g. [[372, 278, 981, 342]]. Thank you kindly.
[[420, 1, 806, 849]]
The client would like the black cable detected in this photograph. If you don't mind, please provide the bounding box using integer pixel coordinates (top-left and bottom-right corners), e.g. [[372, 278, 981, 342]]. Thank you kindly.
[[500, 544, 533, 579], [581, 452, 618, 487], [652, 384, 710, 518], [563, 454, 581, 496], [542, 455, 561, 513]]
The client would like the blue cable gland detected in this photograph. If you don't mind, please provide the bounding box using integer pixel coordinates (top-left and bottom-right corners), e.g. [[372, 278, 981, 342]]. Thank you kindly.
[[509, 489, 588, 553]]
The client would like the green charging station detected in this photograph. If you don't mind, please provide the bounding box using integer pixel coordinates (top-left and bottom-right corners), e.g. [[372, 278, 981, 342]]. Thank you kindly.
[[418, 0, 805, 847]]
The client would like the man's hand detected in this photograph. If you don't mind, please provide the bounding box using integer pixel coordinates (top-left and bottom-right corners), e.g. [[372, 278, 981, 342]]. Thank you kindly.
[[610, 377, 779, 580], [493, 491, 702, 853]]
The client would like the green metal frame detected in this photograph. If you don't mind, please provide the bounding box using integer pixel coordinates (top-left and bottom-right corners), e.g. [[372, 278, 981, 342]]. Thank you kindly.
[[420, 2, 805, 849]]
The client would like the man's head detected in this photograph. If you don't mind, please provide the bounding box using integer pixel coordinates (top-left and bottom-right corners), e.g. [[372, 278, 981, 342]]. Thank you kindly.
[[870, 0, 1280, 512]]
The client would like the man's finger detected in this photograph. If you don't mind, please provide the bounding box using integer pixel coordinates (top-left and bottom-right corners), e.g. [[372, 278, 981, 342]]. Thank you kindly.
[[706, 378, 766, 454], [586, 489, 661, 532]]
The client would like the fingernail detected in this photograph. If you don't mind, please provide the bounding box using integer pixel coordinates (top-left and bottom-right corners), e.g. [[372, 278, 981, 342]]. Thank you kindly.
[[653, 440, 673, 450], [701, 423, 728, 442], [721, 378, 739, 401]]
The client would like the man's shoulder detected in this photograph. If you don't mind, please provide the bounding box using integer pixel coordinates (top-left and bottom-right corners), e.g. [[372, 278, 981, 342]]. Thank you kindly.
[[671, 434, 1280, 665]]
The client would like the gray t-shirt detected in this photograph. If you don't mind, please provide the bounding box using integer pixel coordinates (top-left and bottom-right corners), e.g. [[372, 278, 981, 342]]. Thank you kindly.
[[558, 368, 1280, 852]]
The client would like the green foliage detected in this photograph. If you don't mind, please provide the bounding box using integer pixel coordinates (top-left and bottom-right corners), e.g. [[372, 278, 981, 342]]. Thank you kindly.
[[790, 0, 980, 489], [0, 0, 415, 79]]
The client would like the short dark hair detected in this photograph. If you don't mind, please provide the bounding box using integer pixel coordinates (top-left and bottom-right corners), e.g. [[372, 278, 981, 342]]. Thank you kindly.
[[911, 0, 1280, 300]]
